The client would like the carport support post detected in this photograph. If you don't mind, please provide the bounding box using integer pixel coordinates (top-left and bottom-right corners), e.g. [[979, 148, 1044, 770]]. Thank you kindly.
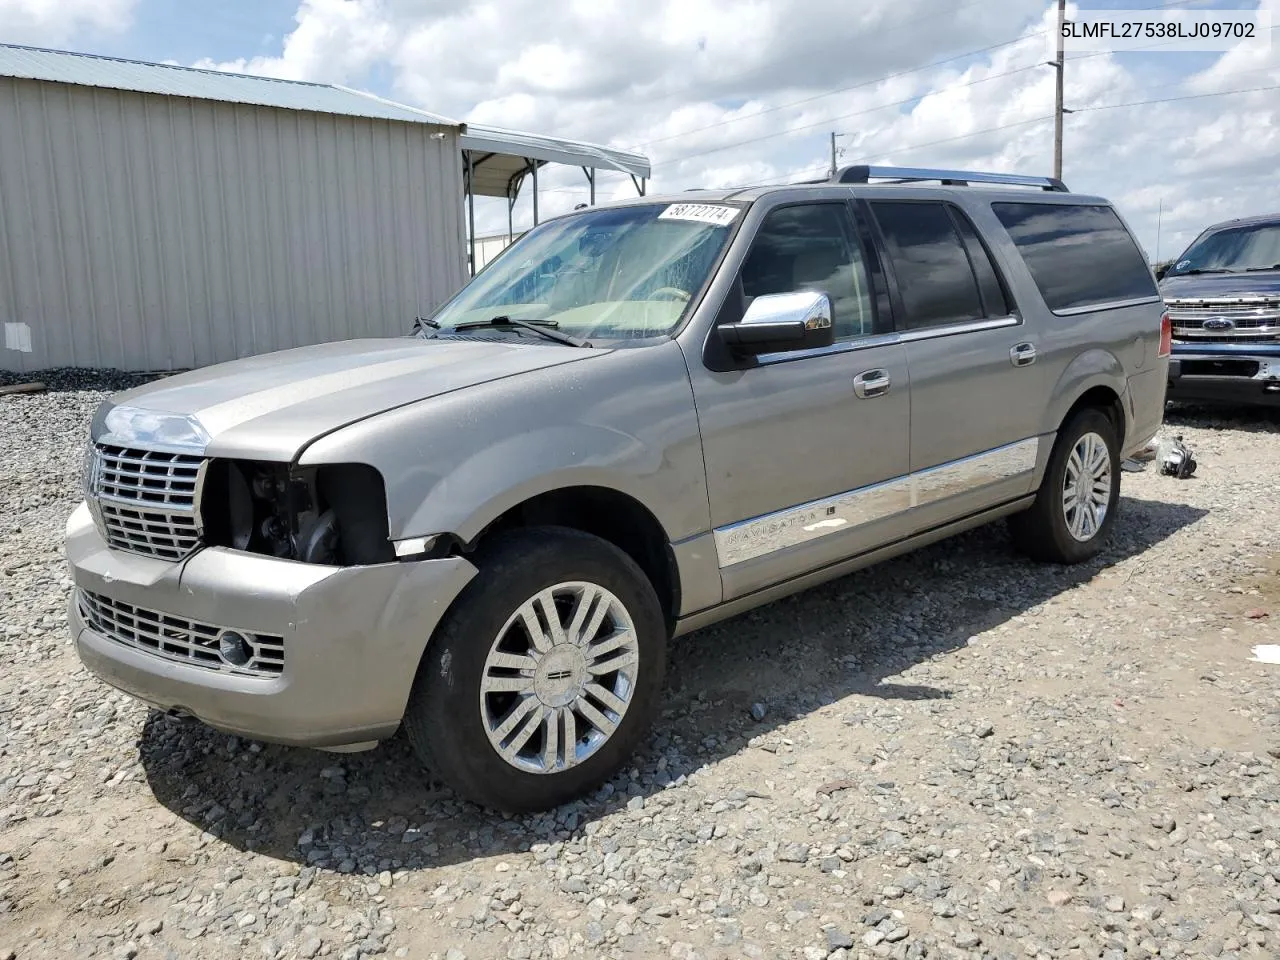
[[530, 159, 539, 225], [465, 151, 476, 277], [582, 166, 596, 205]]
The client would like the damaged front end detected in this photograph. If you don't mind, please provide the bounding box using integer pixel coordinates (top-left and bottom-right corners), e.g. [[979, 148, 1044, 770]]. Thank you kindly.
[[198, 460, 396, 566]]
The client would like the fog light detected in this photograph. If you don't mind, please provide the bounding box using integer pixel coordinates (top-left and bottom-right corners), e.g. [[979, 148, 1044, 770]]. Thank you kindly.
[[217, 630, 253, 666]]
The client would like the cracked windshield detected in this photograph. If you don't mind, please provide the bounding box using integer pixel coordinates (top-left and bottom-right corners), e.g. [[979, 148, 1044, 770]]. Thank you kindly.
[[430, 203, 739, 341]]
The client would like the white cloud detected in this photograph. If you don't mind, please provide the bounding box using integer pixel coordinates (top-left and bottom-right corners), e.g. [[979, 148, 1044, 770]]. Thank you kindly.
[[0, 0, 135, 46], [193, 0, 397, 83], [191, 0, 1280, 256]]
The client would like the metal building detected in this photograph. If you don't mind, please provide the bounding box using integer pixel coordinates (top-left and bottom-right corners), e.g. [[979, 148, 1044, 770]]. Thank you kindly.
[[0, 44, 651, 373]]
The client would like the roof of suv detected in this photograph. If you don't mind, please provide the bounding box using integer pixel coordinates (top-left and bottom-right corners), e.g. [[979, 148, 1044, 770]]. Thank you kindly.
[[584, 166, 1109, 213], [1199, 212, 1280, 233]]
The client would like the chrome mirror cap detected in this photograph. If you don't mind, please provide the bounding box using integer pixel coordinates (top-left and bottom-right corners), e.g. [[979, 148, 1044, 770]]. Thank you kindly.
[[740, 290, 833, 330]]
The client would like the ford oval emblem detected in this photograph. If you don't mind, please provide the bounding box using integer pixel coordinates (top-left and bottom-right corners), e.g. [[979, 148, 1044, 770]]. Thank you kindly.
[[1202, 316, 1235, 331]]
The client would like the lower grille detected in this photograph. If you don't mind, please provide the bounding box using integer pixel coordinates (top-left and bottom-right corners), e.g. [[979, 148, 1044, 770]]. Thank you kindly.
[[1179, 358, 1261, 379], [97, 501, 200, 561], [78, 589, 285, 678]]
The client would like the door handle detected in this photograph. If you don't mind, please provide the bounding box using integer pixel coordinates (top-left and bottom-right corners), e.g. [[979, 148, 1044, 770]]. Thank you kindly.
[[1010, 342, 1037, 367], [853, 369, 891, 398]]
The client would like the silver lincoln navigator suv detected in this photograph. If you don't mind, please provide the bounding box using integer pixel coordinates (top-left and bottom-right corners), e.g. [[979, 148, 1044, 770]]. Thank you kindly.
[[66, 165, 1171, 812]]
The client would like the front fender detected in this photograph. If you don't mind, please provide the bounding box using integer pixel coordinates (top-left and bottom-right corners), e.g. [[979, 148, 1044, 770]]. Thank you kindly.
[[297, 342, 711, 548], [401, 423, 670, 544]]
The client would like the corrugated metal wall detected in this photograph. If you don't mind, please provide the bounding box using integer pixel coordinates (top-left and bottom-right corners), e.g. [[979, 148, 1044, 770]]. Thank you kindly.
[[0, 77, 467, 373]]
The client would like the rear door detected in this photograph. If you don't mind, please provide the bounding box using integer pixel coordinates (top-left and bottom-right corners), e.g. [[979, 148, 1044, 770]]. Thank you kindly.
[[865, 198, 1044, 529]]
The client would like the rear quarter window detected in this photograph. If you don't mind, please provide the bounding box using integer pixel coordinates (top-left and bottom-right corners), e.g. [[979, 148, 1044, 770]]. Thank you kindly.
[[992, 202, 1157, 313]]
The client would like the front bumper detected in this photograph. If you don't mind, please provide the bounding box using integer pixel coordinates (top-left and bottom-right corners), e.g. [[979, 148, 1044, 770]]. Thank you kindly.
[[65, 502, 477, 748], [1167, 343, 1280, 407]]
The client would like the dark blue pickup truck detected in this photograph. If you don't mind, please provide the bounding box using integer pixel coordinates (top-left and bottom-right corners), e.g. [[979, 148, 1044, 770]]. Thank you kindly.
[[1158, 212, 1280, 408]]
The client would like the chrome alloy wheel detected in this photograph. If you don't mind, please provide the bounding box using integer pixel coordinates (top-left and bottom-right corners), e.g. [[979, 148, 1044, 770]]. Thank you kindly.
[[1062, 431, 1112, 542], [480, 582, 640, 774]]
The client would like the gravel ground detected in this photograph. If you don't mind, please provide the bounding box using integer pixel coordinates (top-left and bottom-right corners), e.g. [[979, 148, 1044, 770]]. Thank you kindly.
[[2, 371, 1279, 960]]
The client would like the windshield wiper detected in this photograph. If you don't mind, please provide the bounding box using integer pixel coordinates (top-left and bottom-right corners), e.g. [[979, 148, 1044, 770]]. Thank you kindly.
[[411, 316, 439, 335], [1244, 264, 1280, 272], [1176, 267, 1237, 275], [456, 315, 559, 330], [453, 315, 591, 348]]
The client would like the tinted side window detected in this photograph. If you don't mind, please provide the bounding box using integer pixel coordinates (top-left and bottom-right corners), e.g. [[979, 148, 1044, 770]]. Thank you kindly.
[[740, 203, 874, 341], [950, 208, 1010, 317], [870, 201, 985, 330], [992, 202, 1158, 312]]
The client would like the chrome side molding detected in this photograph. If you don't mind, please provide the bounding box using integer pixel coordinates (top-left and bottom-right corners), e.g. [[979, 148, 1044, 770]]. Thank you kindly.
[[713, 436, 1042, 568]]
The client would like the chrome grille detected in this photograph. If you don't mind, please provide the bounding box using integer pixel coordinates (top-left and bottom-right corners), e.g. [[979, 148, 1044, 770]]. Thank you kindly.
[[90, 444, 204, 560], [94, 444, 201, 506], [96, 501, 200, 561], [77, 589, 285, 678], [1166, 297, 1280, 343]]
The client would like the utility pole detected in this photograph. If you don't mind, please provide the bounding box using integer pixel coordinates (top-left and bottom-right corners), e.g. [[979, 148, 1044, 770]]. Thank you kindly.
[[830, 131, 838, 177], [1052, 0, 1066, 179]]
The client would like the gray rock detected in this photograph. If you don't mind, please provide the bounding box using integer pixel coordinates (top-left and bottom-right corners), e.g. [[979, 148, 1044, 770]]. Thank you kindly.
[[778, 843, 809, 863], [825, 927, 855, 951]]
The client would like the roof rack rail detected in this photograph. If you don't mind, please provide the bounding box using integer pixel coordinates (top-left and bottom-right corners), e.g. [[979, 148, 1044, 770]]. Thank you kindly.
[[830, 165, 1069, 192]]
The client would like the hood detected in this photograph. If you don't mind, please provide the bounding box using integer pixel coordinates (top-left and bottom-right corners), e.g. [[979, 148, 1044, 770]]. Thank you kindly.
[[95, 337, 604, 460], [1160, 269, 1280, 300]]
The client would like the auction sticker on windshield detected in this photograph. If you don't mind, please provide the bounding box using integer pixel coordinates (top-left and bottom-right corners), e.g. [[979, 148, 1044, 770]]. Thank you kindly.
[[658, 203, 741, 227]]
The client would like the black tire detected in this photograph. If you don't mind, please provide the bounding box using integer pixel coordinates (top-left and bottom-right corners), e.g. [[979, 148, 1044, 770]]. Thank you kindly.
[[1009, 408, 1121, 564], [403, 526, 667, 813]]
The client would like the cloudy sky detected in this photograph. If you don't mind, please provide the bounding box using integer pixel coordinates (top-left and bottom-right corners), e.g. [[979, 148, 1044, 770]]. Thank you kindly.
[[3, 0, 1276, 260]]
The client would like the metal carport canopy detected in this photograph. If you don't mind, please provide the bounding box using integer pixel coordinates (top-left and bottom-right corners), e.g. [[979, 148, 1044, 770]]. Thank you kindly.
[[459, 123, 651, 198]]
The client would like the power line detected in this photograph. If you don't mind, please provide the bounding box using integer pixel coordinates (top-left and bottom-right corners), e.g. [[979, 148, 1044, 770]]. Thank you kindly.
[[632, 0, 1211, 154], [724, 115, 1056, 191], [1072, 82, 1280, 113], [730, 78, 1280, 193], [528, 74, 1278, 200], [650, 62, 1044, 169], [523, 0, 1271, 199], [632, 0, 1209, 157], [849, 114, 1056, 164], [634, 0, 1230, 172], [527, 55, 1044, 195], [634, 32, 1043, 150]]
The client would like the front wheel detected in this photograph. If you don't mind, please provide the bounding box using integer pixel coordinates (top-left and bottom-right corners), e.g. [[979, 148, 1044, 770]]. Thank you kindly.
[[403, 527, 667, 812], [1009, 408, 1121, 564]]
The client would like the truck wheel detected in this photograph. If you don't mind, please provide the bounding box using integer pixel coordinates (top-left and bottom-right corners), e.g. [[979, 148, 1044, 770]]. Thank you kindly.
[[403, 526, 667, 813], [1009, 408, 1120, 564]]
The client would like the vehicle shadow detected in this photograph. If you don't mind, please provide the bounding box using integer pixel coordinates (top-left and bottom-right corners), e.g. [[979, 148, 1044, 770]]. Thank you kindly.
[[138, 494, 1207, 874], [1165, 403, 1280, 434]]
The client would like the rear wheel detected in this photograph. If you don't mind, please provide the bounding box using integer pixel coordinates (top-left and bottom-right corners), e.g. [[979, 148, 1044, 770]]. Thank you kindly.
[[1010, 408, 1120, 564], [403, 527, 666, 812]]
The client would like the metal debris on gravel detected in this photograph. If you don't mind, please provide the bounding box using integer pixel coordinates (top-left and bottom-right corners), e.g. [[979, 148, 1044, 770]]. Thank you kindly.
[[2, 374, 1278, 960]]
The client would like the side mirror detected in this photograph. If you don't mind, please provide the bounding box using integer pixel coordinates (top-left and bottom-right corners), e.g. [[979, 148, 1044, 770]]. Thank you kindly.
[[716, 291, 835, 357], [1154, 265, 1168, 281]]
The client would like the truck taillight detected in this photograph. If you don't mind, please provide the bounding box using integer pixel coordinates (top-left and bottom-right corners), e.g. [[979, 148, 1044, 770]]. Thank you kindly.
[[1158, 310, 1172, 358]]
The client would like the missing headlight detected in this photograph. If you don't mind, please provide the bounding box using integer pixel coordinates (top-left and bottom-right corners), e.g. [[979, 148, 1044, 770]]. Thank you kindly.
[[201, 460, 392, 565]]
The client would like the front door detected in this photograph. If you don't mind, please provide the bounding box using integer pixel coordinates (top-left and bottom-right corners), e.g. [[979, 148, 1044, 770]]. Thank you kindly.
[[685, 200, 912, 601]]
